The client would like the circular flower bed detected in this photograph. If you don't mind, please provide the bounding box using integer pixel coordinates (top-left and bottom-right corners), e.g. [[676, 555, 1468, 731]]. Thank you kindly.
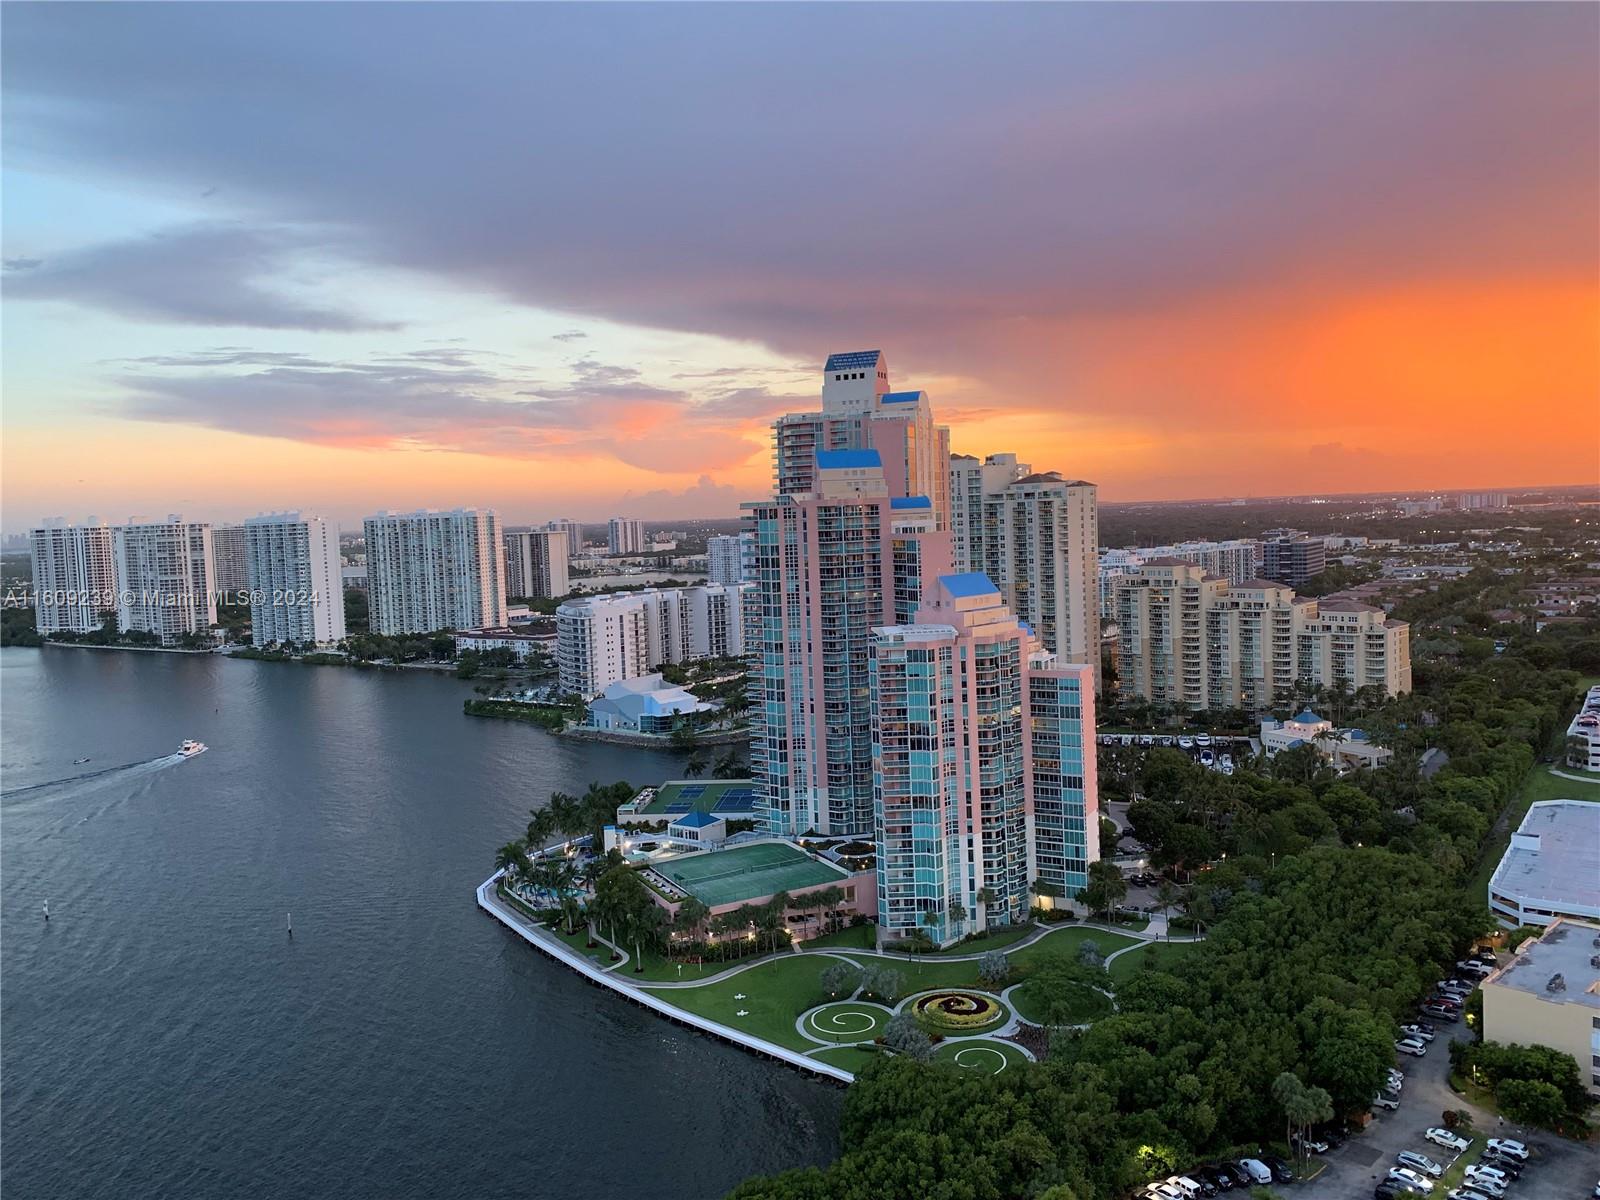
[[911, 990, 1005, 1032]]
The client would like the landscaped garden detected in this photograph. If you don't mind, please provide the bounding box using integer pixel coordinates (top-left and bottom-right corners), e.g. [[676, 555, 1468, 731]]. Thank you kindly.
[[804, 1001, 891, 1044], [1106, 938, 1202, 983], [932, 1039, 1032, 1074], [908, 990, 1008, 1034], [1009, 977, 1112, 1026]]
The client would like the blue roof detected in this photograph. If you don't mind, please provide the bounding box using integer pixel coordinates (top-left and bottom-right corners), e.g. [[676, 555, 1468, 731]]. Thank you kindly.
[[890, 495, 931, 510], [939, 572, 1001, 599], [1286, 738, 1306, 749], [1293, 709, 1324, 723], [1347, 729, 1368, 741], [824, 350, 881, 372], [815, 448, 882, 470], [672, 810, 721, 829], [880, 390, 922, 405]]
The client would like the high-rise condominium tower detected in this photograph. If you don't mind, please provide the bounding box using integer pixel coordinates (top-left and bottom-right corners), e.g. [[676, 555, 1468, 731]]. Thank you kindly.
[[545, 519, 583, 557], [243, 513, 345, 647], [114, 517, 217, 644], [745, 448, 952, 838], [505, 528, 570, 600], [607, 517, 646, 556], [873, 573, 1098, 946], [948, 454, 1102, 688], [364, 509, 507, 635], [210, 525, 250, 598], [706, 532, 755, 585], [555, 582, 751, 697], [773, 350, 952, 528], [29, 518, 115, 634]]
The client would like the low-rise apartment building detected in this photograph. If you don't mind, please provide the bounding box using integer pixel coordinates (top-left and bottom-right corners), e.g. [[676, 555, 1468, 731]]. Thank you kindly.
[[1487, 800, 1600, 929], [1479, 918, 1600, 1098]]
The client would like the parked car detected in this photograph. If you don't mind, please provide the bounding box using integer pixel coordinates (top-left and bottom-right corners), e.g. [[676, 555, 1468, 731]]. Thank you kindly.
[[1177, 736, 1195, 750], [1473, 950, 1498, 965], [1484, 1139, 1528, 1161], [1438, 979, 1474, 996], [1464, 1164, 1510, 1189], [1195, 733, 1213, 747], [1377, 1184, 1428, 1200], [1399, 1023, 1436, 1042], [1139, 734, 1155, 746], [1373, 1093, 1401, 1111], [1387, 1166, 1436, 1193], [1294, 1133, 1330, 1154], [1425, 1128, 1470, 1153], [1219, 753, 1234, 768], [1157, 735, 1175, 746], [1446, 1190, 1492, 1200], [1477, 1152, 1521, 1179], [1199, 749, 1216, 766], [1460, 1171, 1505, 1198], [1237, 1159, 1273, 1186], [1258, 1155, 1293, 1183], [1383, 1077, 1403, 1095], [1396, 1037, 1428, 1056], [1456, 959, 1492, 977], [1144, 1183, 1185, 1200], [1214, 1162, 1252, 1189], [1397, 1150, 1444, 1177], [1420, 1003, 1460, 1021], [1194, 1165, 1232, 1192], [1165, 1174, 1208, 1198]]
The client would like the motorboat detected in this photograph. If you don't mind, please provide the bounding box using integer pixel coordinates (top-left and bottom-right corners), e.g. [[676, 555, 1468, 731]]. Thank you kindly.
[[178, 740, 208, 758], [73, 757, 91, 765]]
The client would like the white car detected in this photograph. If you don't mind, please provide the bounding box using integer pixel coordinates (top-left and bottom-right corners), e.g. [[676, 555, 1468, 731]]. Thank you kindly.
[[1388, 1166, 1435, 1193], [1373, 1093, 1401, 1111], [1484, 1139, 1528, 1160], [1177, 736, 1195, 750], [1425, 1128, 1470, 1153], [1456, 959, 1492, 976], [1219, 753, 1234, 767], [1383, 1077, 1403, 1095], [1165, 1176, 1204, 1199], [1438, 978, 1474, 996], [1447, 1190, 1492, 1200], [1399, 1023, 1436, 1042], [1397, 1151, 1443, 1177], [1195, 733, 1213, 747], [1396, 1037, 1428, 1056], [1461, 1171, 1505, 1199], [1144, 1184, 1185, 1200]]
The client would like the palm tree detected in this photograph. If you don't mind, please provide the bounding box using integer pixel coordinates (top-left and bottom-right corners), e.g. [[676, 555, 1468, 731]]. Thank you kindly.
[[1153, 879, 1179, 941], [683, 756, 707, 779], [712, 752, 742, 779], [494, 840, 527, 880], [947, 897, 966, 940], [921, 907, 942, 949], [975, 886, 997, 932]]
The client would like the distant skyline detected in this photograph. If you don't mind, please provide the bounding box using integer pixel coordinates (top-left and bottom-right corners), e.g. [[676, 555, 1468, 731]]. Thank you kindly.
[[3, 4, 1596, 530]]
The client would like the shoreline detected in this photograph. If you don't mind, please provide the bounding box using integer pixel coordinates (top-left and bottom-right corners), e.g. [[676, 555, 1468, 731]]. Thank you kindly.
[[475, 872, 853, 1086], [39, 641, 217, 656], [556, 725, 747, 747]]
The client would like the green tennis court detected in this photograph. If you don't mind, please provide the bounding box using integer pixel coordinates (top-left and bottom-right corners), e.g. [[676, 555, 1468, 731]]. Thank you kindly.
[[654, 841, 846, 907]]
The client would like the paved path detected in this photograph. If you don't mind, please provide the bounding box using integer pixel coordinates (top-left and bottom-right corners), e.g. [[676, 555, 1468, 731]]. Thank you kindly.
[[1546, 767, 1600, 785]]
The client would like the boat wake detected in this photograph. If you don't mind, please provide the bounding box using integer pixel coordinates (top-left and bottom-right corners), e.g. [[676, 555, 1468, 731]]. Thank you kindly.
[[0, 754, 184, 806]]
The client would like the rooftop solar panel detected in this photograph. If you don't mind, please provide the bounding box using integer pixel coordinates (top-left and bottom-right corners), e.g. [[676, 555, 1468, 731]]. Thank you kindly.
[[823, 350, 881, 372]]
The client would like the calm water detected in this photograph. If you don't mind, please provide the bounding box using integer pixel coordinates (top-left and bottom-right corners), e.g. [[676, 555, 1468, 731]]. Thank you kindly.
[[1, 647, 839, 1199]]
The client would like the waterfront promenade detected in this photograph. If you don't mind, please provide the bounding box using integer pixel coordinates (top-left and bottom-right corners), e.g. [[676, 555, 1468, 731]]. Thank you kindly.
[[478, 871, 1201, 1083]]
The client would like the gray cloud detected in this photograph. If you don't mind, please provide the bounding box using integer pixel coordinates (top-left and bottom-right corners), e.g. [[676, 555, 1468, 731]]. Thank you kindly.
[[4, 223, 399, 331]]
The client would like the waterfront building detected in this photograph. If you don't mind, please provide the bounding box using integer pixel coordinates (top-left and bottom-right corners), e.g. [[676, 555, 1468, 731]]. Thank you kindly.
[[555, 583, 750, 696], [1479, 919, 1600, 1097], [28, 518, 115, 634], [505, 528, 570, 600], [585, 673, 717, 733], [607, 517, 646, 556], [363, 508, 507, 635], [744, 448, 952, 839], [948, 454, 1101, 686], [113, 516, 217, 644], [1564, 684, 1600, 772], [1261, 530, 1327, 587], [546, 518, 583, 557], [773, 350, 951, 528], [1112, 561, 1411, 709], [706, 532, 755, 585], [210, 524, 250, 599], [1487, 800, 1600, 928], [1258, 710, 1393, 771], [242, 512, 345, 647], [871, 573, 1098, 946], [455, 626, 551, 662]]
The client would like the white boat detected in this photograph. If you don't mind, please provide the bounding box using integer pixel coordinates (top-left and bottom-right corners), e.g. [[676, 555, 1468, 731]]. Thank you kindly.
[[178, 740, 208, 758]]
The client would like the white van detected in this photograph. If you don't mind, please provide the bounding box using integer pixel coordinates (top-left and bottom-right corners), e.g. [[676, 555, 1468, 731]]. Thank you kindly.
[[1238, 1159, 1273, 1186]]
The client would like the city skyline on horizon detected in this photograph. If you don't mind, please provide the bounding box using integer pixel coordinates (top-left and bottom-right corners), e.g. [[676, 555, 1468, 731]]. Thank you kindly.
[[4, 5, 1596, 530]]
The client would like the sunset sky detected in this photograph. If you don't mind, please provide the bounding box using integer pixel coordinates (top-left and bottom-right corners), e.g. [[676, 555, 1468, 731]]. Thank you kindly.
[[3, 3, 1596, 530]]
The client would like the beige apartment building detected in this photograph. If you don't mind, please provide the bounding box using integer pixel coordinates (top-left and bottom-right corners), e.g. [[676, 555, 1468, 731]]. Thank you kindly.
[[1480, 918, 1600, 1099], [1113, 560, 1411, 710]]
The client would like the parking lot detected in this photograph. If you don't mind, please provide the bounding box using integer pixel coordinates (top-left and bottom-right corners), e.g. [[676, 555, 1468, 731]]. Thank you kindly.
[[1291, 1012, 1597, 1199]]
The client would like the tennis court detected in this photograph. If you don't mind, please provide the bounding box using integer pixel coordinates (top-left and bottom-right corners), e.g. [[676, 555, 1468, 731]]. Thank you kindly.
[[654, 841, 845, 907], [633, 779, 757, 817]]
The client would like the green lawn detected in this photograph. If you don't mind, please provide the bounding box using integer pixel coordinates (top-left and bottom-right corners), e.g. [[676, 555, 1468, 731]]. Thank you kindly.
[[1010, 926, 1141, 969], [933, 1039, 1033, 1074], [800, 924, 876, 951], [803, 1001, 890, 1044], [837, 954, 983, 998], [811, 1045, 885, 1074], [1010, 979, 1112, 1025], [926, 925, 1038, 956], [640, 955, 840, 1051], [1108, 939, 1203, 984]]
